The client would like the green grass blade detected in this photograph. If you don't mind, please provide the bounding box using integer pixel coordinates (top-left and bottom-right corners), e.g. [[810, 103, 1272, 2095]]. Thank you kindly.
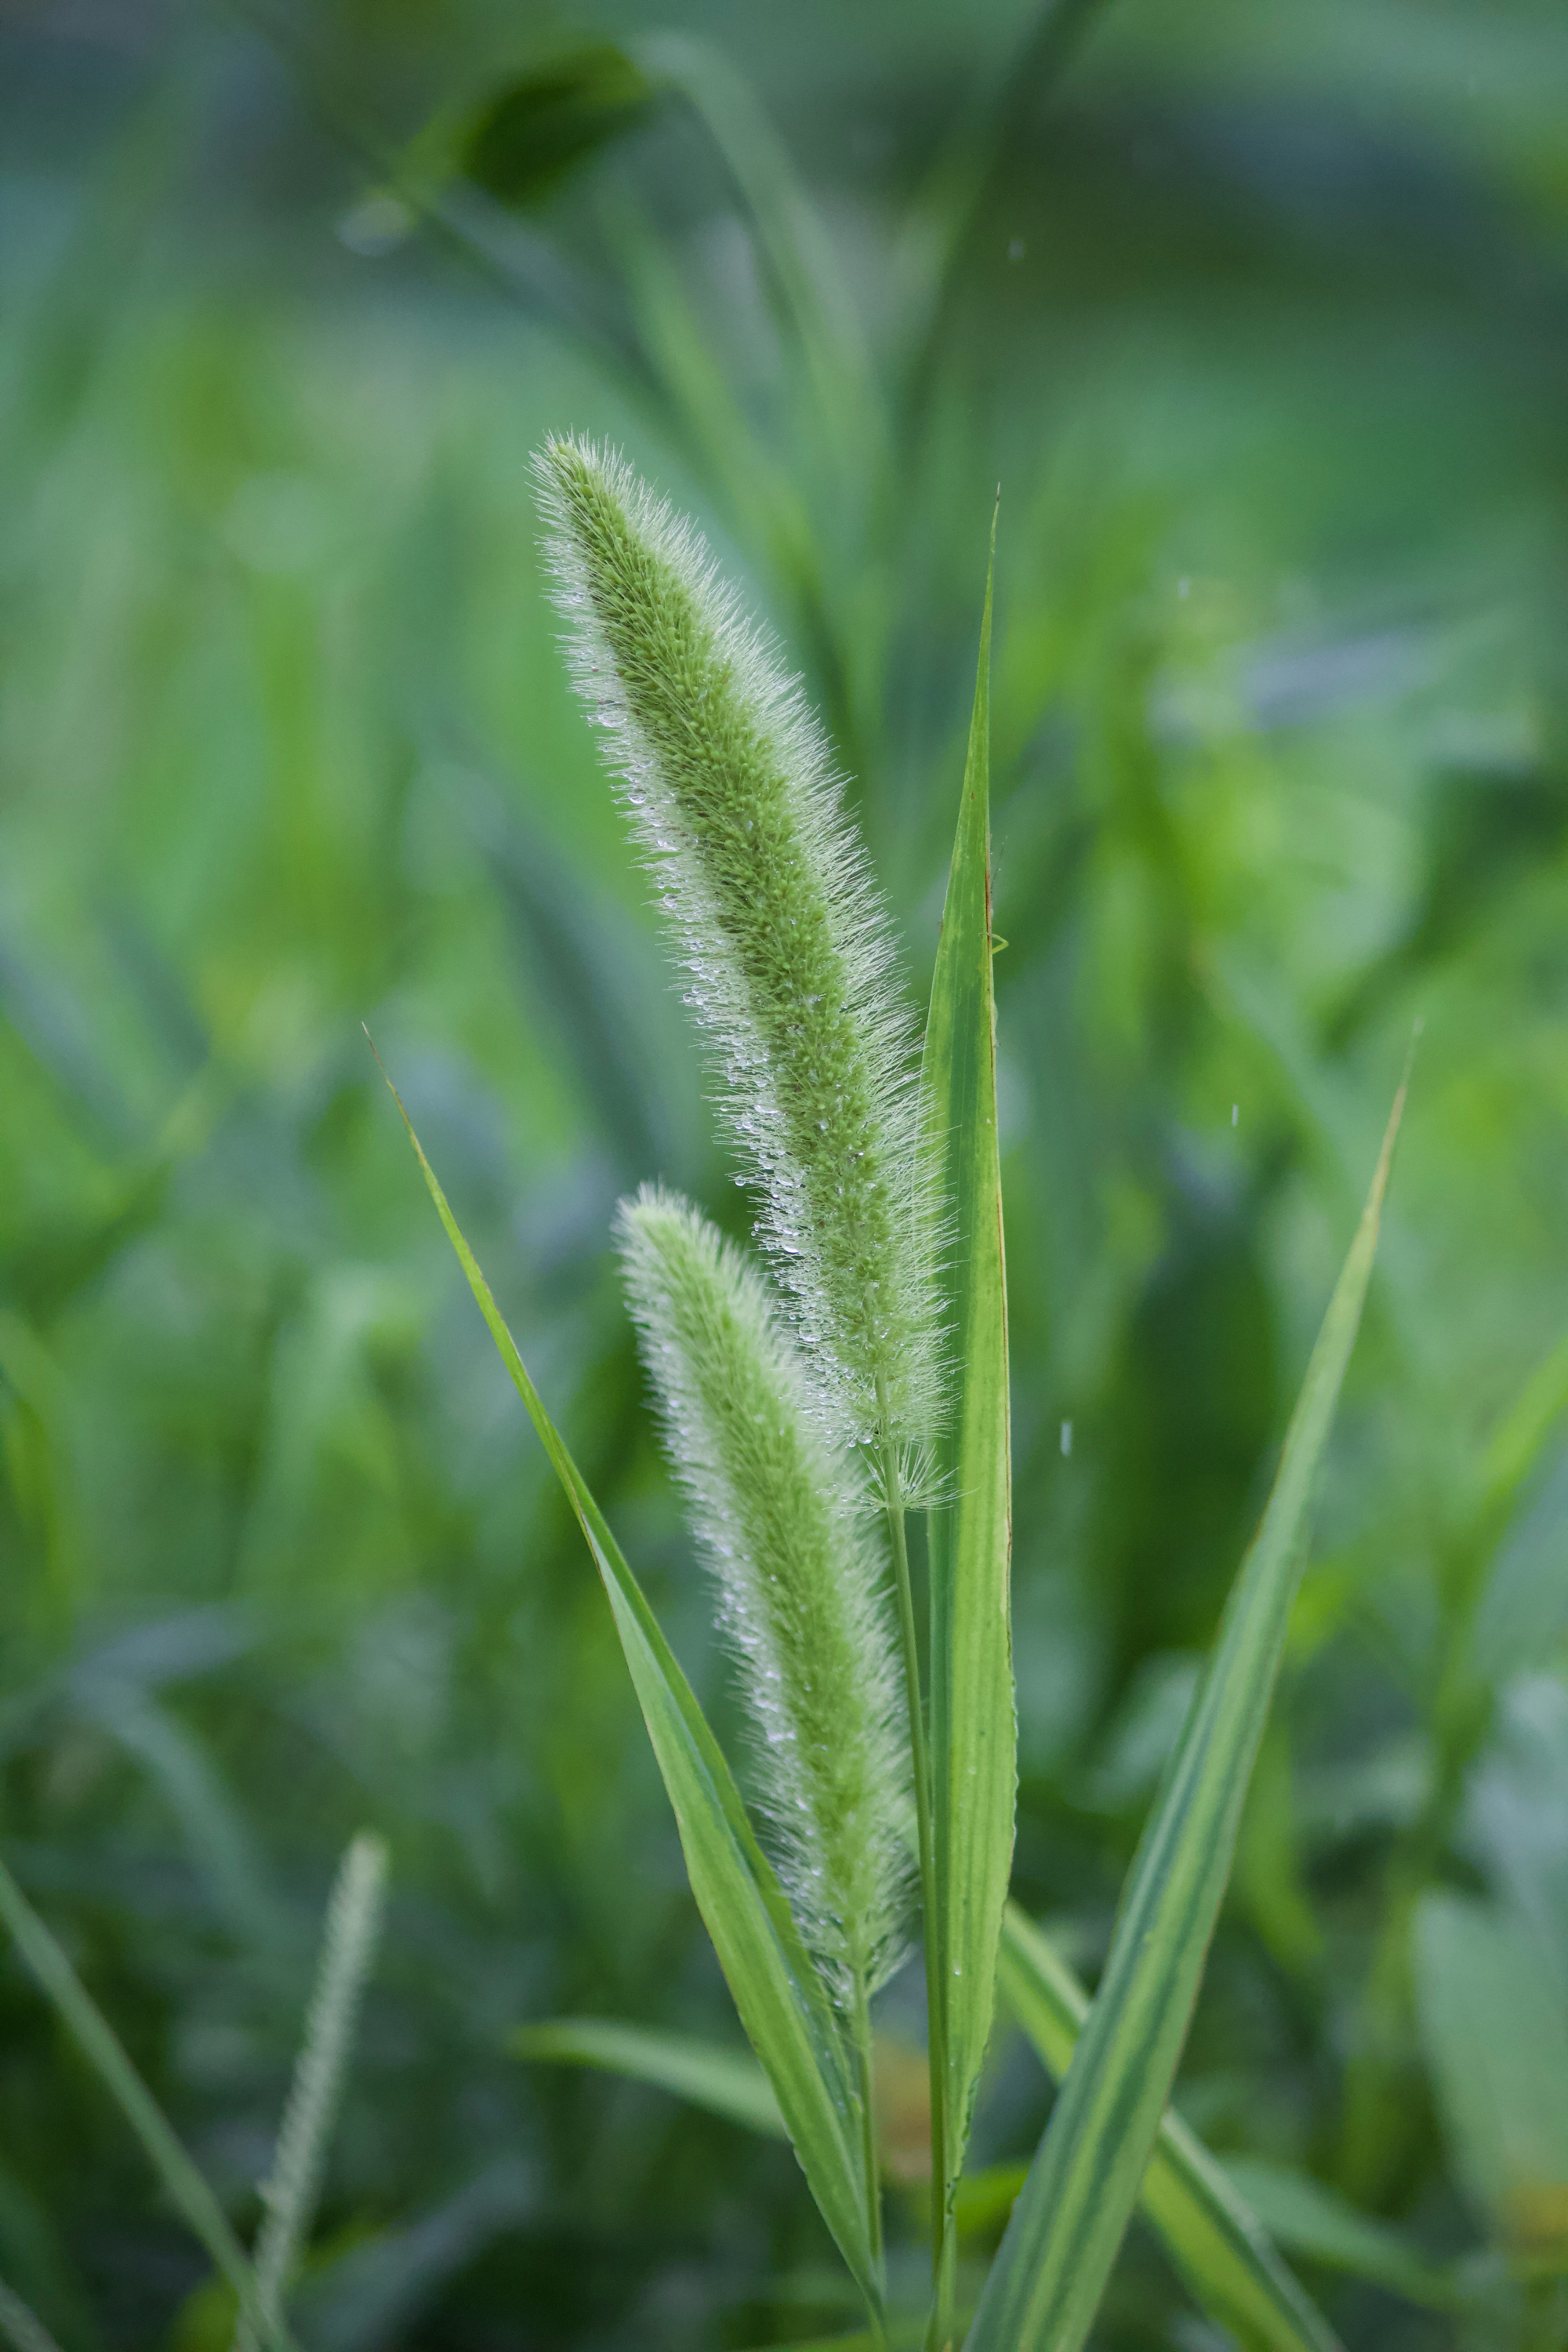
[[378, 1057, 878, 2313], [998, 1906, 1343, 2352], [0, 2274, 64, 2352], [920, 516, 1016, 2233], [1414, 1891, 1568, 2250], [1222, 2157, 1460, 2312], [0, 1857, 293, 2352], [969, 1083, 1405, 2352], [632, 31, 880, 481], [512, 2017, 786, 2138], [1478, 1327, 1568, 1511]]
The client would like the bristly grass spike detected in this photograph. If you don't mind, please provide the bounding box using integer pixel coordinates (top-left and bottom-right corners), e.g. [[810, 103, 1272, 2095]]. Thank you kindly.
[[535, 436, 942, 1465], [618, 1185, 913, 2009]]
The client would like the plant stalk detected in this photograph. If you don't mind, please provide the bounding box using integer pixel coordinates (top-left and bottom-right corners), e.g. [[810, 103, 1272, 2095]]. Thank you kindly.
[[875, 1387, 949, 2298], [851, 1966, 885, 2296]]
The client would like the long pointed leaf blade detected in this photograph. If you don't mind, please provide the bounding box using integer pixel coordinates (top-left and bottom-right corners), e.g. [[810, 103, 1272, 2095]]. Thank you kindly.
[[380, 1065, 876, 2307], [971, 1084, 1405, 2352], [512, 2017, 786, 2137], [920, 519, 1015, 2216], [998, 1907, 1342, 2352], [0, 1857, 293, 2352]]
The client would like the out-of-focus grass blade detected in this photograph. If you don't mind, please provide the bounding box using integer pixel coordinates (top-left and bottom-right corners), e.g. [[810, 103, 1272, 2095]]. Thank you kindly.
[[1478, 1329, 1568, 1512], [1468, 1330, 1568, 1686], [457, 45, 655, 212], [970, 1083, 1405, 2352], [512, 2016, 786, 2137], [603, 192, 825, 666], [1415, 1892, 1568, 2263], [474, 789, 677, 1178], [378, 1059, 878, 2314], [920, 517, 1015, 2239], [0, 2274, 64, 2352], [1223, 2156, 1460, 2311], [998, 1906, 1343, 2352], [290, 2157, 532, 2352], [0, 1857, 292, 2352], [89, 1686, 285, 1955], [631, 31, 879, 481]]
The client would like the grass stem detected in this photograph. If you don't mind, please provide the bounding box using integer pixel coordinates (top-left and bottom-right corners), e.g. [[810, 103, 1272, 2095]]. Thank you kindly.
[[876, 1385, 949, 2299], [852, 1968, 884, 2290]]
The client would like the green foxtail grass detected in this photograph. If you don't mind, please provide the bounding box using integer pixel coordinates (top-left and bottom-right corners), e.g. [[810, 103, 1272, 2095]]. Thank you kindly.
[[617, 1185, 913, 2005], [535, 436, 942, 1462], [376, 448, 1399, 2351]]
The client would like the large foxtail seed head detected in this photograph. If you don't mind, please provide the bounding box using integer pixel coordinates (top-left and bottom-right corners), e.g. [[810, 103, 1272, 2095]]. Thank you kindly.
[[535, 436, 941, 1452], [618, 1186, 913, 2002]]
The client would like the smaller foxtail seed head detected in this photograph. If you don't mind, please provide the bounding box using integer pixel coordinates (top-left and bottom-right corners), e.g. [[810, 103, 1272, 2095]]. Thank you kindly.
[[618, 1186, 913, 2002]]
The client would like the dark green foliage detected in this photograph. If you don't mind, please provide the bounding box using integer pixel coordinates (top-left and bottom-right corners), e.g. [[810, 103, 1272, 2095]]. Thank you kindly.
[[460, 47, 655, 212]]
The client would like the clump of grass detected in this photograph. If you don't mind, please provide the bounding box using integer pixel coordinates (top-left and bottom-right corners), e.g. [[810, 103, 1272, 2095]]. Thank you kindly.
[[540, 438, 953, 2304], [514, 443, 1399, 2352], [618, 1185, 913, 2008], [0, 430, 1398, 2352], [535, 436, 942, 1461]]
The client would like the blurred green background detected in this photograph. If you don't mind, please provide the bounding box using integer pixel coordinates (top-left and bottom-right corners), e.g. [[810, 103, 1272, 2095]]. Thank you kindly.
[[3, 0, 1568, 2345]]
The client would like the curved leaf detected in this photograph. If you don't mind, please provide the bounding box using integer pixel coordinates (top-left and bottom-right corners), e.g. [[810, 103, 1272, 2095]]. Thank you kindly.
[[512, 2017, 786, 2139], [460, 47, 654, 210]]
